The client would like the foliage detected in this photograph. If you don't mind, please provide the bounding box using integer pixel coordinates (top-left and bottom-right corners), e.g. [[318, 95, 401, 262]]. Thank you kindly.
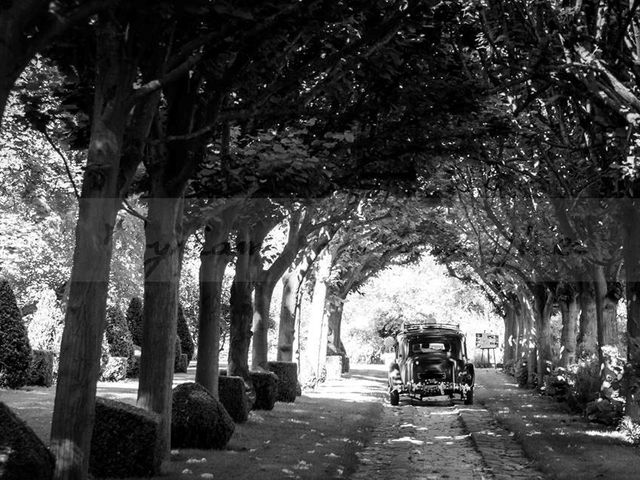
[[99, 356, 129, 383], [618, 416, 640, 446], [177, 304, 195, 363], [171, 382, 234, 449], [125, 297, 143, 346], [26, 288, 64, 355], [0, 280, 32, 388], [90, 397, 162, 478], [0, 401, 55, 480]]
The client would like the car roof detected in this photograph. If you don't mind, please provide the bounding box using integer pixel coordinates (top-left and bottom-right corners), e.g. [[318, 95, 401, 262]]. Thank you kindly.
[[398, 322, 463, 338], [402, 330, 462, 338]]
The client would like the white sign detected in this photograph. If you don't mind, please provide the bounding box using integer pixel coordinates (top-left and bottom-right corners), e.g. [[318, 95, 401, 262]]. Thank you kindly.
[[475, 333, 499, 349]]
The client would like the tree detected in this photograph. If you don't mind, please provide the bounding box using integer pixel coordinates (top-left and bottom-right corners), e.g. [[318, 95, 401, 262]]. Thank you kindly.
[[0, 279, 32, 388]]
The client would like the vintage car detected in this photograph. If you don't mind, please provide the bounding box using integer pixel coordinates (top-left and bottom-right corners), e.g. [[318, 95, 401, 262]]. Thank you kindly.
[[388, 322, 474, 405]]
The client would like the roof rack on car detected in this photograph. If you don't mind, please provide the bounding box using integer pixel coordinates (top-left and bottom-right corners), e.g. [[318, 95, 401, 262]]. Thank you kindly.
[[401, 321, 460, 333]]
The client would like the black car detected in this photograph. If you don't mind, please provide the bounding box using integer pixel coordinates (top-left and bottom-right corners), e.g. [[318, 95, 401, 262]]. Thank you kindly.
[[388, 322, 475, 405]]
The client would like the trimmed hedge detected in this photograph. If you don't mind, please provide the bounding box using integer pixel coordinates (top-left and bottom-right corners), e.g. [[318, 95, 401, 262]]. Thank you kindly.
[[26, 350, 54, 387], [0, 280, 32, 389], [177, 304, 195, 363], [0, 401, 54, 480], [267, 361, 298, 402], [218, 375, 249, 423], [90, 397, 161, 478], [171, 382, 234, 449], [99, 357, 128, 382], [249, 371, 278, 411]]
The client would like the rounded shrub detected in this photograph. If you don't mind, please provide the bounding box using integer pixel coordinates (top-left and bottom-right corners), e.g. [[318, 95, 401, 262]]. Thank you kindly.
[[125, 297, 143, 346], [177, 304, 195, 363], [0, 401, 54, 480], [171, 382, 234, 449], [0, 280, 32, 389]]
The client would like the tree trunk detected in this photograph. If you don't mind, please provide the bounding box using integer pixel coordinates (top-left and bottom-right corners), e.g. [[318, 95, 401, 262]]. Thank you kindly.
[[252, 278, 277, 370], [503, 301, 517, 365], [593, 265, 620, 351], [50, 18, 137, 480], [277, 265, 300, 362], [623, 199, 640, 420], [305, 248, 333, 380], [326, 296, 346, 356], [532, 283, 554, 382], [195, 215, 234, 398], [518, 290, 537, 387], [277, 235, 328, 362], [228, 226, 255, 380], [577, 281, 598, 357], [558, 284, 579, 368], [137, 195, 184, 466]]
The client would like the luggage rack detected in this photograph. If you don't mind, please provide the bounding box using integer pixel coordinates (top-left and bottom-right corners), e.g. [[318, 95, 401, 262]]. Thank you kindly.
[[401, 321, 460, 333]]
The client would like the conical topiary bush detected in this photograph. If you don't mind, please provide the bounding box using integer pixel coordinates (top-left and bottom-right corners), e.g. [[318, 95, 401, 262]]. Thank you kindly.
[[106, 305, 134, 359], [0, 280, 32, 388], [125, 297, 143, 346], [177, 304, 195, 363]]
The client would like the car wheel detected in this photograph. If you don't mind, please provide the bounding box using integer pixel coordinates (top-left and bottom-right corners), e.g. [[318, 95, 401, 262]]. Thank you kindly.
[[464, 387, 474, 405], [390, 390, 400, 406]]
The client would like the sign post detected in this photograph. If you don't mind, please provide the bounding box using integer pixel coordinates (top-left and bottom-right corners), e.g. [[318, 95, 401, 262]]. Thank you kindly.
[[475, 333, 499, 368]]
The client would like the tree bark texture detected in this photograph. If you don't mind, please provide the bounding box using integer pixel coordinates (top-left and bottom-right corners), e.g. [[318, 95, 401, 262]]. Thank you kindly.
[[195, 216, 234, 397], [577, 281, 598, 357], [50, 18, 137, 480], [558, 283, 580, 368], [137, 195, 184, 465]]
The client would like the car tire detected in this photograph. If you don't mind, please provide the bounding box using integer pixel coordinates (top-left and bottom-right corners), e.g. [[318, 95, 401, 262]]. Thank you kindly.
[[464, 388, 474, 405], [390, 390, 400, 406]]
